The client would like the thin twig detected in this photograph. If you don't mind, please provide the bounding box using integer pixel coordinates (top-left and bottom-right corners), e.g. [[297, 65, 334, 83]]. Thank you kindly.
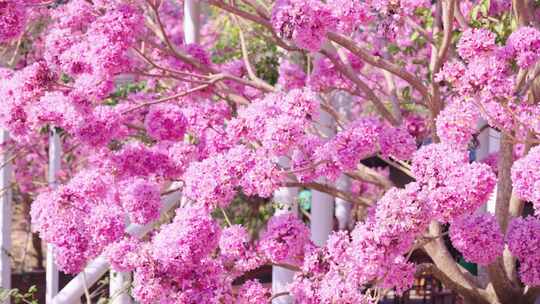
[[220, 208, 233, 226]]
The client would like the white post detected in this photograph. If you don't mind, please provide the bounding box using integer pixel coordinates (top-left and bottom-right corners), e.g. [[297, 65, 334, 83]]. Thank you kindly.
[[272, 158, 298, 304], [335, 175, 352, 230], [333, 92, 353, 231], [476, 121, 500, 283], [310, 105, 335, 246], [109, 272, 132, 304], [476, 121, 500, 214], [0, 131, 12, 297], [46, 130, 61, 304], [184, 0, 201, 45]]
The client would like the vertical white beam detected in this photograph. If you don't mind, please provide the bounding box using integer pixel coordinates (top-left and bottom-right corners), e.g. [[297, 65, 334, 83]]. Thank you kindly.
[[310, 107, 335, 246], [476, 121, 500, 283], [335, 175, 352, 230], [333, 92, 353, 231], [184, 0, 201, 44], [46, 130, 61, 303], [0, 131, 12, 297], [109, 272, 132, 304], [272, 159, 298, 304]]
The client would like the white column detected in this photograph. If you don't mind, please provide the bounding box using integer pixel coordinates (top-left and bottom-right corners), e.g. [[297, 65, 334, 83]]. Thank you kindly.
[[335, 175, 352, 230], [272, 158, 298, 304], [109, 272, 132, 304], [333, 92, 353, 231], [310, 102, 336, 246], [476, 121, 500, 214], [476, 121, 500, 283], [183, 0, 201, 44], [0, 131, 12, 297], [46, 130, 61, 304]]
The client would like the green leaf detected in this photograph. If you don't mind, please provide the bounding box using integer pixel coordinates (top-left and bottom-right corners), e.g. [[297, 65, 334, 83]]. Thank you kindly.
[[387, 44, 400, 55], [480, 0, 491, 16]]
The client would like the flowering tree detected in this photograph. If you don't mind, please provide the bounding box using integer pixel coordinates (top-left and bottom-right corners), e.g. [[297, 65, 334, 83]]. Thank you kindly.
[[1, 0, 540, 303]]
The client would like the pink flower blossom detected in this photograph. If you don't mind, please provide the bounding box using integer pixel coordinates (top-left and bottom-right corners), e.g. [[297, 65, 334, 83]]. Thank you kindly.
[[506, 27, 540, 68], [120, 178, 161, 225], [271, 0, 337, 51], [237, 280, 269, 304], [457, 28, 496, 60], [258, 213, 311, 265], [0, 1, 27, 43], [449, 214, 504, 265], [144, 104, 187, 141]]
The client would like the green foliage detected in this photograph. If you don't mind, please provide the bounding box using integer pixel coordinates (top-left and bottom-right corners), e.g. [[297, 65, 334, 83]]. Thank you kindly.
[[214, 192, 273, 238], [468, 0, 514, 44], [210, 10, 280, 85], [60, 73, 73, 84], [104, 81, 147, 106], [0, 285, 39, 304]]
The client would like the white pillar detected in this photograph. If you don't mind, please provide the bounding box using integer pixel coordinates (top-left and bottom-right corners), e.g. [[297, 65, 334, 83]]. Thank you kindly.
[[332, 92, 353, 231], [46, 130, 61, 304], [335, 175, 352, 230], [476, 121, 500, 214], [109, 272, 132, 304], [0, 131, 12, 297], [183, 0, 201, 44], [476, 121, 500, 283], [272, 158, 298, 304], [310, 102, 336, 246]]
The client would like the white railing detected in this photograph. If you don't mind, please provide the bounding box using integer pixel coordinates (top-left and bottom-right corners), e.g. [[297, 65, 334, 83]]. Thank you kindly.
[[46, 130, 61, 303], [0, 131, 12, 304]]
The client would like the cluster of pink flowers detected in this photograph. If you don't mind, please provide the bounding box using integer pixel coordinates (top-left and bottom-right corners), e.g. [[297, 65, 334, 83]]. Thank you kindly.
[[0, 0, 27, 42], [308, 57, 355, 93], [277, 60, 306, 91], [237, 280, 269, 304], [506, 27, 540, 69], [30, 169, 124, 273], [151, 207, 220, 272], [105, 236, 142, 273], [437, 30, 521, 131], [219, 225, 249, 262], [289, 188, 425, 303], [412, 144, 496, 222], [379, 126, 417, 160], [436, 100, 479, 149], [228, 88, 319, 156], [0, 62, 55, 142], [258, 213, 312, 266], [456, 28, 497, 60], [290, 232, 375, 304], [183, 145, 283, 210], [506, 217, 540, 285], [119, 178, 161, 225], [271, 0, 336, 51], [449, 214, 504, 265], [511, 146, 540, 214], [328, 0, 371, 34], [144, 104, 188, 141]]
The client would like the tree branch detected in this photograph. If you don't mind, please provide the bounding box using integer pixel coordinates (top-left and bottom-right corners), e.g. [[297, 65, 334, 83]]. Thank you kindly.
[[423, 222, 488, 302], [319, 48, 400, 126], [327, 32, 431, 102]]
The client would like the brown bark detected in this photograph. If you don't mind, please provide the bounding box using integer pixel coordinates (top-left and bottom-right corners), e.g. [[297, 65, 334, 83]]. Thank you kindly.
[[423, 222, 490, 302]]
